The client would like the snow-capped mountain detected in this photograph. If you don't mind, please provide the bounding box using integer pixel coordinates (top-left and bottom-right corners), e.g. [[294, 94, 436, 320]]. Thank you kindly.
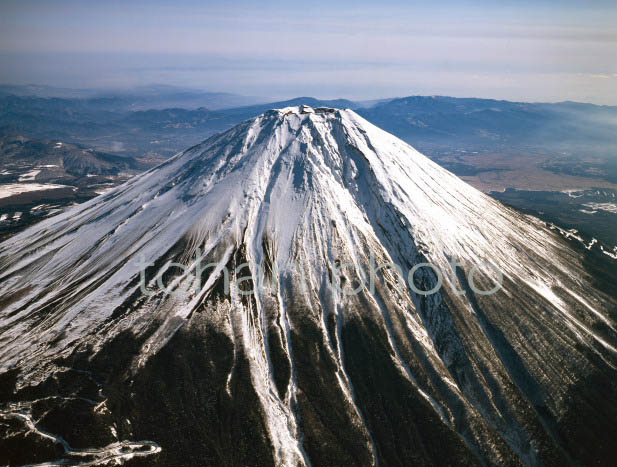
[[1, 106, 616, 466]]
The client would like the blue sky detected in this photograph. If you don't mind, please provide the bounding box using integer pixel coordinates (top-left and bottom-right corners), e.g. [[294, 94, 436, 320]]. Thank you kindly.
[[1, 0, 616, 103]]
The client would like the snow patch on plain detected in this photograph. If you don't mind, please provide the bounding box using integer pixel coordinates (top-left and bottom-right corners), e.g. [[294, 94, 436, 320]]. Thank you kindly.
[[0, 183, 71, 199]]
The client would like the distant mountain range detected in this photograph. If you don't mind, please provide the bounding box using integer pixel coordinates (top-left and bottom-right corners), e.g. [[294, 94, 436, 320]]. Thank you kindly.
[[0, 84, 266, 110], [358, 96, 617, 155], [0, 94, 367, 157], [1, 89, 615, 161]]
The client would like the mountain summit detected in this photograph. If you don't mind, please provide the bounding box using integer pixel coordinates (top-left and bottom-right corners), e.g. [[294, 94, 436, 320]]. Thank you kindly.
[[1, 106, 616, 465]]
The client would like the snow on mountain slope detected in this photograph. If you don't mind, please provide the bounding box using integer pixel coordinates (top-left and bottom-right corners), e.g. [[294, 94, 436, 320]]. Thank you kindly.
[[1, 106, 616, 466]]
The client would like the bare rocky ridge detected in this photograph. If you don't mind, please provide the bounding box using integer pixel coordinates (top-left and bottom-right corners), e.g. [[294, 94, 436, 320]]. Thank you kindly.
[[0, 106, 616, 466]]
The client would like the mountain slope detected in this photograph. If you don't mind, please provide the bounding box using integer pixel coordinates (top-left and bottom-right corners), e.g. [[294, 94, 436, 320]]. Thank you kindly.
[[1, 106, 616, 466]]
